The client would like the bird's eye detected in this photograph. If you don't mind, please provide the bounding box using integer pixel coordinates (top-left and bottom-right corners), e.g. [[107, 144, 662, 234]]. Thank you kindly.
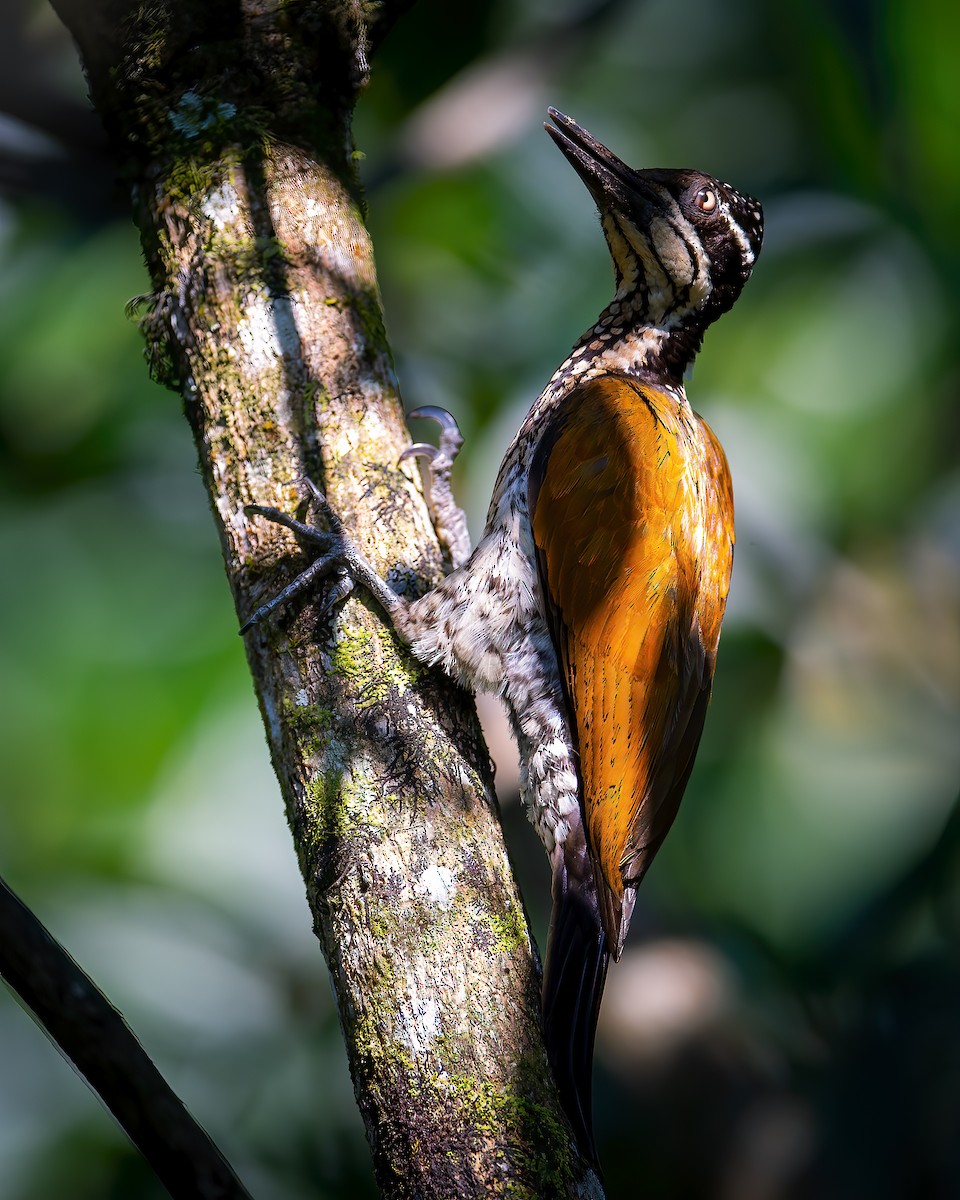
[[693, 187, 718, 214]]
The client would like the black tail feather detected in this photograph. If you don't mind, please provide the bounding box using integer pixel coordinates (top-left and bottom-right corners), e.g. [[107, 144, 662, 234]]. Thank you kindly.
[[541, 870, 610, 1168]]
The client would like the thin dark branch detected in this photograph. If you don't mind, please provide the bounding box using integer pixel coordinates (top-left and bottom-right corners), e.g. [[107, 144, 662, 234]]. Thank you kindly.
[[0, 876, 254, 1200]]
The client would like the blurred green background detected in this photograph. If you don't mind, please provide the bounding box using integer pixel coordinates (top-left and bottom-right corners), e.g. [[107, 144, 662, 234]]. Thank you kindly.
[[1, 0, 958, 1196]]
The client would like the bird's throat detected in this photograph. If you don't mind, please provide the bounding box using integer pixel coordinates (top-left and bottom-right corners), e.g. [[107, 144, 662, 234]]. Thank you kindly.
[[551, 300, 703, 395]]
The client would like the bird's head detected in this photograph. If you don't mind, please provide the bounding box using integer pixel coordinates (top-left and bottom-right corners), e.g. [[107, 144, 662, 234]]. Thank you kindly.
[[545, 108, 763, 380]]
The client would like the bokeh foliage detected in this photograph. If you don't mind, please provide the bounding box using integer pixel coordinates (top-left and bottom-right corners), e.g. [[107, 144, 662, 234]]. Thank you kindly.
[[1, 0, 958, 1196]]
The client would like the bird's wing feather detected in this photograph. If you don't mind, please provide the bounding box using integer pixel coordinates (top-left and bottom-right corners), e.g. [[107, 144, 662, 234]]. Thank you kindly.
[[529, 374, 733, 954]]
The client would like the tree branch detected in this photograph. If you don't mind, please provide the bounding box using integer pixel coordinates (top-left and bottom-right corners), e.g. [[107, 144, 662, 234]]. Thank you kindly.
[[0, 877, 253, 1199], [48, 1, 601, 1194]]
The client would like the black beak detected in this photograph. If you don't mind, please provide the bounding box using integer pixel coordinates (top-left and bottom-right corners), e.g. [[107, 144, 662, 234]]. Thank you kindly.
[[544, 108, 657, 214]]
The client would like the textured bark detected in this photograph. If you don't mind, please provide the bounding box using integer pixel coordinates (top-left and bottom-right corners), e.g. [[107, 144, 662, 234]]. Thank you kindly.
[[51, 1, 602, 1195]]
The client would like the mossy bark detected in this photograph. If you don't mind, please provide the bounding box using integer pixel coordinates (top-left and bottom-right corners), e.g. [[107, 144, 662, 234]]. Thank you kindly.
[[51, 1, 603, 1195]]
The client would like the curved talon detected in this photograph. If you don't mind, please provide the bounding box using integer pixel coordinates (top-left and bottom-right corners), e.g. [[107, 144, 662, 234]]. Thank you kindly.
[[407, 404, 458, 430], [300, 476, 325, 507], [317, 568, 354, 618], [402, 406, 471, 570], [406, 405, 464, 460], [399, 442, 441, 465]]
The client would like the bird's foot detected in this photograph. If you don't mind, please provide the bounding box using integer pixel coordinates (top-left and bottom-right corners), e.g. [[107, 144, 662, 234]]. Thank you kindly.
[[242, 406, 469, 634], [401, 406, 471, 570], [240, 479, 399, 634]]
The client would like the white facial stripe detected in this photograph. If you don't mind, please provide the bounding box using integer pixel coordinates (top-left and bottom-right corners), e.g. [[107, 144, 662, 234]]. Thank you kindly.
[[721, 201, 755, 267]]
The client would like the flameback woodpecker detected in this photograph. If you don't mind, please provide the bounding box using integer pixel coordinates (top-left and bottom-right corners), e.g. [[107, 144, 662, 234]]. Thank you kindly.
[[242, 109, 763, 1166]]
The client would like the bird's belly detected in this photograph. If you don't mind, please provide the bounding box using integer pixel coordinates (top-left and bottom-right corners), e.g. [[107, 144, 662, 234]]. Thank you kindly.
[[405, 512, 582, 853]]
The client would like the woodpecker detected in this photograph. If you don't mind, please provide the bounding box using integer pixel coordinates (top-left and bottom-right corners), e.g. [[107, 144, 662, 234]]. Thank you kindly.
[[242, 109, 762, 1166]]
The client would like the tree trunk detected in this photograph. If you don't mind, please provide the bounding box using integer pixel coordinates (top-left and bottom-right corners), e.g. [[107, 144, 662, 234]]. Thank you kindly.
[[50, 1, 603, 1195]]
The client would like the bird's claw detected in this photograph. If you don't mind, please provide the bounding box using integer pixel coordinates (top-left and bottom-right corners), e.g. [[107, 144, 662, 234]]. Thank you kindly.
[[406, 405, 464, 463], [240, 482, 354, 634], [400, 406, 463, 478], [399, 441, 443, 466], [402, 406, 471, 571]]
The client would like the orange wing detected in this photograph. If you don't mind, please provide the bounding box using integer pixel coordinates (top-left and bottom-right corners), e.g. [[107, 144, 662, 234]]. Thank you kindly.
[[529, 374, 734, 954]]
